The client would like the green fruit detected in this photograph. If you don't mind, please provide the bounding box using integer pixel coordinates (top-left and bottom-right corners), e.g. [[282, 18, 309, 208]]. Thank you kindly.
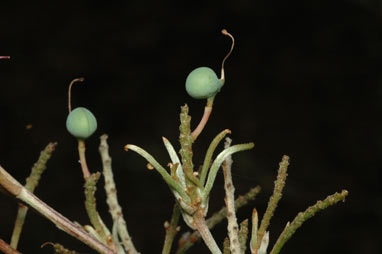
[[66, 107, 97, 139], [185, 67, 223, 99]]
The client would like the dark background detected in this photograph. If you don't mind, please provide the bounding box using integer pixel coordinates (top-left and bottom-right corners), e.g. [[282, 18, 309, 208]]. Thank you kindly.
[[0, 0, 380, 253]]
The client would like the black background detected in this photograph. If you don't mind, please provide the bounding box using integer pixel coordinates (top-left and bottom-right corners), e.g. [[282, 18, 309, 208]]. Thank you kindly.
[[0, 0, 380, 253]]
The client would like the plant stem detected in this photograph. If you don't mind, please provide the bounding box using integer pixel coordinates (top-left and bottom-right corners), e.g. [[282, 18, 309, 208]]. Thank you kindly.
[[192, 210, 222, 254], [238, 219, 249, 254], [270, 190, 349, 254], [10, 205, 28, 249], [10, 142, 56, 249], [41, 242, 81, 254], [191, 97, 214, 141], [84, 172, 108, 241], [176, 186, 261, 254], [0, 166, 115, 254], [99, 134, 139, 254], [222, 138, 240, 254], [0, 239, 22, 254], [78, 139, 91, 179], [179, 104, 201, 190], [255, 155, 289, 251], [162, 203, 181, 254], [223, 237, 230, 254]]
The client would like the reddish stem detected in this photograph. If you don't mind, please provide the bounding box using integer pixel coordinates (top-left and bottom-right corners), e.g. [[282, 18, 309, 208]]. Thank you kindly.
[[78, 139, 91, 179], [0, 239, 22, 254]]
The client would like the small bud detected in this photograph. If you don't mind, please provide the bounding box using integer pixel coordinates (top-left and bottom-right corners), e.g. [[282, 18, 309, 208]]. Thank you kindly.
[[146, 163, 154, 170]]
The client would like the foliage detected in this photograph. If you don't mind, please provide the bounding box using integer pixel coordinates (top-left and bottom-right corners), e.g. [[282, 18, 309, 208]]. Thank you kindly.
[[0, 30, 348, 254]]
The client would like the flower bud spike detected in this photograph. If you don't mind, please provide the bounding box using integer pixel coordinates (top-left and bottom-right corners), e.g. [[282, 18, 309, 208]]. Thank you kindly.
[[0, 56, 10, 59], [68, 77, 85, 113], [220, 29, 235, 82]]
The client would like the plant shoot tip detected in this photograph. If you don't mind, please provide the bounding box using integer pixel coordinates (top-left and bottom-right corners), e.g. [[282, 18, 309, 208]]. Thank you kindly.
[[282, 155, 290, 160], [123, 145, 129, 151]]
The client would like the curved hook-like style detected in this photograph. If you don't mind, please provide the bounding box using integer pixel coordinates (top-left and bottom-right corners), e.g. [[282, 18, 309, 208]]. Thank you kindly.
[[68, 77, 85, 113], [220, 29, 235, 82]]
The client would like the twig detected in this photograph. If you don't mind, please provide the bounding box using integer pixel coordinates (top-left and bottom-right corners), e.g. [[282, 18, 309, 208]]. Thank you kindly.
[[192, 210, 222, 254], [176, 186, 261, 254], [41, 242, 81, 254], [179, 104, 201, 189], [99, 134, 139, 254], [222, 137, 240, 254], [207, 186, 261, 229], [223, 237, 230, 254], [270, 190, 349, 254], [0, 239, 22, 254], [255, 155, 289, 251], [84, 172, 108, 241], [10, 142, 57, 249], [238, 219, 249, 254], [162, 203, 181, 254], [0, 166, 115, 254]]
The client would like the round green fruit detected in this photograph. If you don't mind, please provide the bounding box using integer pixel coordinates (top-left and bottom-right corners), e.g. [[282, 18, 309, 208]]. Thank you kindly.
[[66, 107, 97, 139], [185, 67, 223, 99]]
